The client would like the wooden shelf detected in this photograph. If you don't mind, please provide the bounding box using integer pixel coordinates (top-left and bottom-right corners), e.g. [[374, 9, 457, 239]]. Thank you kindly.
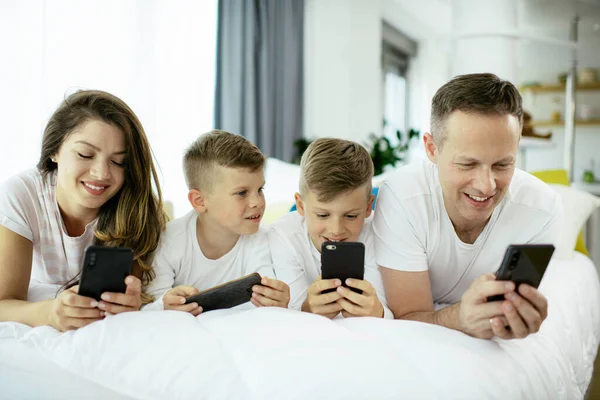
[[531, 119, 600, 127], [520, 82, 600, 93], [519, 136, 553, 148]]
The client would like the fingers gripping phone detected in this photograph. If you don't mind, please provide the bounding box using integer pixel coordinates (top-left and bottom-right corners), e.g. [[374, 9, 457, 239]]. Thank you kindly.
[[78, 245, 134, 301], [184, 273, 262, 312], [488, 244, 555, 302], [320, 241, 365, 294]]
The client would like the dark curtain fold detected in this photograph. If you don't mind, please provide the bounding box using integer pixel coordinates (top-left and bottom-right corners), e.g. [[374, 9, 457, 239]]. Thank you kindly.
[[215, 0, 304, 162]]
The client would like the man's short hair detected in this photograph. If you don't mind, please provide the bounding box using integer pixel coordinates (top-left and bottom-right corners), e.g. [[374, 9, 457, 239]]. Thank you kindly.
[[183, 130, 265, 192], [299, 138, 373, 203], [430, 73, 523, 147]]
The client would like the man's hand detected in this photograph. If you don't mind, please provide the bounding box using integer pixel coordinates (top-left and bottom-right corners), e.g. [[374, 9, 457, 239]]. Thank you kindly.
[[301, 277, 343, 319], [98, 276, 144, 315], [48, 285, 104, 331], [490, 283, 548, 339], [251, 277, 291, 308], [459, 274, 513, 339], [336, 279, 384, 318], [163, 285, 203, 316]]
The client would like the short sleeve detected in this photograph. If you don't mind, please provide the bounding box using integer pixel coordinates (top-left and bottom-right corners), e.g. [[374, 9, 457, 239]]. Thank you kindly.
[[145, 240, 178, 301], [362, 229, 394, 319], [527, 192, 564, 246], [244, 229, 276, 279], [0, 173, 37, 241], [372, 182, 428, 272], [268, 225, 311, 310]]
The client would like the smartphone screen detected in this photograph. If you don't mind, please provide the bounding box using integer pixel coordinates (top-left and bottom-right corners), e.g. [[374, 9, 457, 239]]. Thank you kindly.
[[321, 241, 365, 294]]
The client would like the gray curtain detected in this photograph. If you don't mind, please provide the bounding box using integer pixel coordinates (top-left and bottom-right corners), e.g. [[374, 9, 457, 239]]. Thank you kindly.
[[214, 0, 304, 162]]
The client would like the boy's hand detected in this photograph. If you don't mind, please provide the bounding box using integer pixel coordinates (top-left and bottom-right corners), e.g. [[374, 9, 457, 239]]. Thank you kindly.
[[98, 276, 143, 315], [301, 276, 343, 319], [336, 279, 384, 318], [163, 285, 203, 316], [251, 277, 290, 308]]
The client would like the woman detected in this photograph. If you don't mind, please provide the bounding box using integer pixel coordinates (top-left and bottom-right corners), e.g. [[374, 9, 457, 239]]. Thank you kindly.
[[0, 90, 167, 331]]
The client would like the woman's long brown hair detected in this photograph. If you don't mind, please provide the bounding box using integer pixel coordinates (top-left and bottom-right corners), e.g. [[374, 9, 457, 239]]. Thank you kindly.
[[39, 90, 167, 303]]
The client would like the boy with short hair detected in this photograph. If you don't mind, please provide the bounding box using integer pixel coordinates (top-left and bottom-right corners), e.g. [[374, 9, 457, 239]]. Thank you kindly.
[[268, 138, 392, 319], [145, 130, 290, 313]]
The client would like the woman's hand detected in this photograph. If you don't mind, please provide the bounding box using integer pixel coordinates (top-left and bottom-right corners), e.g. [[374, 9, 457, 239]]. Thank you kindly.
[[48, 285, 104, 331], [97, 276, 143, 315]]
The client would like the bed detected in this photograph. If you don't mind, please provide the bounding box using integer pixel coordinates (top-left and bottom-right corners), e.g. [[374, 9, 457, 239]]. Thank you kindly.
[[0, 251, 598, 400], [2, 158, 599, 399]]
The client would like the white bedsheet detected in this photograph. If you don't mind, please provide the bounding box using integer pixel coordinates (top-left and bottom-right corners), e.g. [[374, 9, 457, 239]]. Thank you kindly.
[[0, 337, 135, 400], [1, 252, 598, 400]]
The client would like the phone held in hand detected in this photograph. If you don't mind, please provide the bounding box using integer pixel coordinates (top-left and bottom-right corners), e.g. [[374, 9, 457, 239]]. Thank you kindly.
[[488, 244, 555, 302], [320, 241, 365, 294], [78, 245, 134, 301], [184, 273, 262, 312]]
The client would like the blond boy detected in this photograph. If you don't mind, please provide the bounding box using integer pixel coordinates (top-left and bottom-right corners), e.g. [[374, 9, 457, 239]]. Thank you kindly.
[[268, 138, 391, 319], [145, 130, 290, 313]]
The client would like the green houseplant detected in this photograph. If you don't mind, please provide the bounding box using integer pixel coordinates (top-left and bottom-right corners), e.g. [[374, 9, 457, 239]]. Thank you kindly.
[[367, 128, 420, 175], [293, 128, 420, 176]]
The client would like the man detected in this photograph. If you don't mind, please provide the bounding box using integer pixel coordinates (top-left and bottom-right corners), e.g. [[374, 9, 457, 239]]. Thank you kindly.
[[373, 73, 563, 340]]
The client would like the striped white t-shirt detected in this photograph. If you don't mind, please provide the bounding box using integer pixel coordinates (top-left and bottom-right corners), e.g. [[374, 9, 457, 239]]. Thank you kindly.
[[0, 169, 97, 300]]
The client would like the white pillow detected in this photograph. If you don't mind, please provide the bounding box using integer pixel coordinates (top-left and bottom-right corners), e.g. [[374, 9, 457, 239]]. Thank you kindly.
[[264, 157, 301, 205], [549, 184, 600, 259]]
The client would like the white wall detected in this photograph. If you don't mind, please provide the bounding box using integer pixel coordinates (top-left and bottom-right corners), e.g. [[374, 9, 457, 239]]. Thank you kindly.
[[304, 0, 383, 143], [303, 0, 451, 161], [384, 0, 451, 149]]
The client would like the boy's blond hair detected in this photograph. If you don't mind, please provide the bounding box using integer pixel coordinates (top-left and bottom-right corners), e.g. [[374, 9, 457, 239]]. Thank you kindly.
[[184, 130, 265, 192], [299, 138, 373, 203]]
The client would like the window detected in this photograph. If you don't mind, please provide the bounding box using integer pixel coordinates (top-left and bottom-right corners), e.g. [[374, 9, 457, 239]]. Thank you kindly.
[[381, 22, 417, 147], [0, 1, 217, 217]]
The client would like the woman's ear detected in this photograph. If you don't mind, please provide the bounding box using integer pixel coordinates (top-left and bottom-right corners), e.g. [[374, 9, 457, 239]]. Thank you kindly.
[[294, 192, 305, 216], [188, 189, 207, 213]]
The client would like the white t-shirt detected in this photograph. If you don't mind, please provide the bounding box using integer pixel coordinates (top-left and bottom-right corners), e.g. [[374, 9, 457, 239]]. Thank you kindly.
[[0, 169, 97, 301], [268, 211, 392, 318], [373, 159, 564, 304], [144, 210, 275, 309]]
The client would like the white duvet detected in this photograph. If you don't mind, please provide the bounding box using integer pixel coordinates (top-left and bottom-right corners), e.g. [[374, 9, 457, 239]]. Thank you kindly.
[[1, 252, 599, 400]]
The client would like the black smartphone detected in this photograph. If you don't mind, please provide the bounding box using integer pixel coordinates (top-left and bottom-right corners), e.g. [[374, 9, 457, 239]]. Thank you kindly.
[[488, 244, 555, 302], [320, 241, 365, 294], [78, 245, 134, 301], [184, 273, 262, 312]]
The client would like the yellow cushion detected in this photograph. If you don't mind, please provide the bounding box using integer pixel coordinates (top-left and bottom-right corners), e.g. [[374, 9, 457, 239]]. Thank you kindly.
[[262, 201, 295, 226], [530, 169, 589, 256]]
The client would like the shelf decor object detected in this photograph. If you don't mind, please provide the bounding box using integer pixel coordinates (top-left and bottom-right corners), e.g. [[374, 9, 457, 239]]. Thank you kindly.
[[520, 82, 600, 94], [531, 119, 600, 127]]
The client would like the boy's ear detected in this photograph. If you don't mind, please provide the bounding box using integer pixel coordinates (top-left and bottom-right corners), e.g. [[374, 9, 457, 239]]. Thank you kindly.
[[294, 192, 305, 216], [365, 193, 375, 217], [423, 133, 437, 163], [188, 189, 208, 213]]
